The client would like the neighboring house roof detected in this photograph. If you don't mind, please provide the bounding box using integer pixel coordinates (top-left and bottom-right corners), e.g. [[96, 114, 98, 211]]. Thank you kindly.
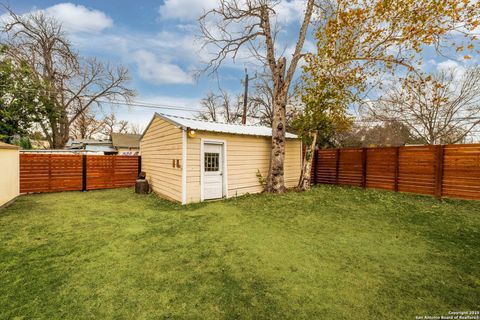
[[66, 139, 113, 149], [0, 141, 20, 150], [142, 113, 299, 139], [84, 145, 118, 153], [111, 133, 141, 149]]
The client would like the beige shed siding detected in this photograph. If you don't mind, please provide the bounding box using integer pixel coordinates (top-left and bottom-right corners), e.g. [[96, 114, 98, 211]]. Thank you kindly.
[[186, 131, 301, 203], [0, 148, 19, 206], [140, 117, 183, 202]]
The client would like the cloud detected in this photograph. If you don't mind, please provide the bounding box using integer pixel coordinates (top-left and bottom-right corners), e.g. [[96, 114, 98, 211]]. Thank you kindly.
[[437, 59, 466, 76], [437, 59, 461, 72], [44, 3, 113, 34], [158, 0, 217, 21], [158, 0, 307, 25], [132, 49, 194, 85], [274, 0, 306, 25], [0, 3, 113, 34], [150, 30, 202, 61], [436, 59, 466, 82]]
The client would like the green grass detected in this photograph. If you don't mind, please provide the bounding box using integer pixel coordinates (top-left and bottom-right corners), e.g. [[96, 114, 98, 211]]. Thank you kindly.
[[0, 186, 479, 319]]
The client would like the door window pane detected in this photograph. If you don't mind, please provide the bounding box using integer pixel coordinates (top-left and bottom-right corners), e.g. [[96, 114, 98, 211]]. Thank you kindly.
[[204, 153, 219, 172]]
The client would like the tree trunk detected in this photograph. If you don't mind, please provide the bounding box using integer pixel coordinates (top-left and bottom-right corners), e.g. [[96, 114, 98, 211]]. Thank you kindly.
[[48, 111, 70, 149], [298, 132, 317, 191], [265, 57, 287, 193], [48, 118, 59, 149], [59, 117, 70, 148]]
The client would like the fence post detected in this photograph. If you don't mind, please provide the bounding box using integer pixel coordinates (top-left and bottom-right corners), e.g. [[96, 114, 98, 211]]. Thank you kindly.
[[361, 148, 367, 188], [434, 145, 445, 199], [394, 147, 400, 192], [335, 149, 340, 185], [312, 150, 318, 185], [82, 154, 87, 191], [137, 156, 142, 176]]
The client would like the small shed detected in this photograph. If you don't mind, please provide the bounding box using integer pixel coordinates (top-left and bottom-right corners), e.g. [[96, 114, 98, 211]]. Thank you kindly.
[[140, 113, 302, 204], [0, 141, 20, 207]]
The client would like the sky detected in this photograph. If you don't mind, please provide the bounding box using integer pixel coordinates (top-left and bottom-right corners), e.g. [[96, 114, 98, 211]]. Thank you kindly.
[[6, 1, 479, 130]]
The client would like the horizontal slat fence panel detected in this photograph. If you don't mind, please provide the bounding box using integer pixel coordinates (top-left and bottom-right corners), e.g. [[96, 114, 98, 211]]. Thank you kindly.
[[312, 144, 480, 201], [366, 147, 397, 191], [442, 144, 480, 200], [338, 148, 363, 187], [314, 150, 337, 184], [86, 155, 115, 190], [86, 155, 138, 190], [20, 154, 139, 194], [20, 154, 83, 193], [398, 146, 436, 196], [113, 156, 140, 188]]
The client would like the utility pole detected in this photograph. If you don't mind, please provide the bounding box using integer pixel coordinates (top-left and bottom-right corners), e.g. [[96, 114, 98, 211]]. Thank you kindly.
[[241, 68, 256, 125], [242, 69, 249, 125]]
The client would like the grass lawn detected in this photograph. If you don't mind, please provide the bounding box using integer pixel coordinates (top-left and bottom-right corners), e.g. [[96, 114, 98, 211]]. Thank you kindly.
[[0, 186, 479, 319]]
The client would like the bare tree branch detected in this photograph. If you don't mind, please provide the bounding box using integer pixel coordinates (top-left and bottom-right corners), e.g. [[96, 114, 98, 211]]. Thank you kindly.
[[197, 90, 244, 124], [368, 66, 480, 144], [1, 8, 135, 148]]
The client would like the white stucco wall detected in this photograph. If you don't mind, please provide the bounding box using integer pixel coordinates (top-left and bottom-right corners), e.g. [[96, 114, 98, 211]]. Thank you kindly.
[[0, 147, 20, 207]]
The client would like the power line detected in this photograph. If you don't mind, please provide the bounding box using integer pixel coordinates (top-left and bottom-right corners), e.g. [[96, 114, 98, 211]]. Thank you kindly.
[[96, 99, 200, 112], [1, 85, 480, 126], [0, 85, 201, 112]]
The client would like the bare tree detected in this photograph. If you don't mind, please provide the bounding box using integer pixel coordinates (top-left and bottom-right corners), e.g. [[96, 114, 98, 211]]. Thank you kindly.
[[198, 92, 221, 122], [2, 8, 135, 148], [246, 71, 274, 126], [70, 109, 104, 139], [249, 70, 299, 127], [102, 113, 129, 138], [336, 121, 425, 148], [368, 66, 480, 144], [197, 90, 244, 124], [128, 123, 144, 135], [199, 0, 316, 193]]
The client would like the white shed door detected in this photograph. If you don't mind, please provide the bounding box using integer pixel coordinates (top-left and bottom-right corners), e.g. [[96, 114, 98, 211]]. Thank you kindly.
[[203, 143, 224, 200]]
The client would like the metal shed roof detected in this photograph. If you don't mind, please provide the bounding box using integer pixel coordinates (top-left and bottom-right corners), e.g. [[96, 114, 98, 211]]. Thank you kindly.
[[148, 113, 298, 139]]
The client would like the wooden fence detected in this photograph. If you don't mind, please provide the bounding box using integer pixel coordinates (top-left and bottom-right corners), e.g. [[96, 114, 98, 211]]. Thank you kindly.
[[311, 144, 480, 200], [20, 154, 140, 194]]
